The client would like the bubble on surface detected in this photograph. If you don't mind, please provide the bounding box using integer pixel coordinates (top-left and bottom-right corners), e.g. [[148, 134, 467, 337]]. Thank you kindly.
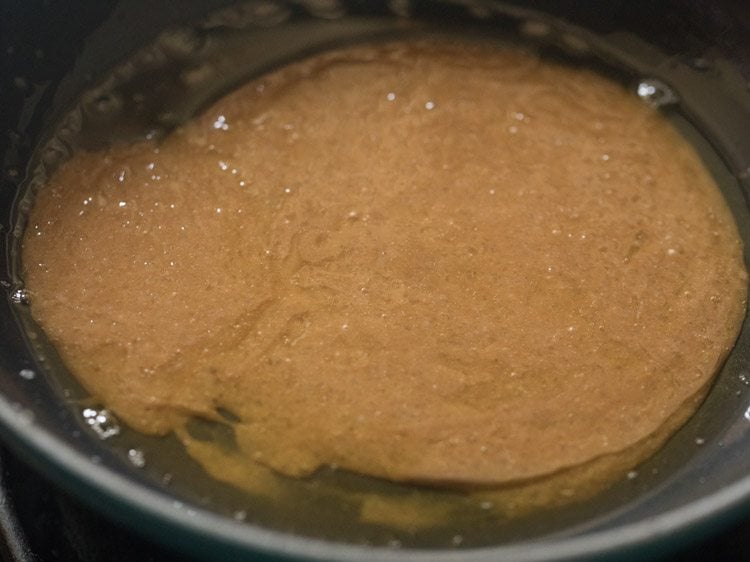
[[636, 79, 679, 108], [739, 372, 750, 386], [82, 407, 121, 439], [213, 115, 229, 130], [18, 369, 36, 380], [127, 448, 146, 468], [10, 288, 30, 305]]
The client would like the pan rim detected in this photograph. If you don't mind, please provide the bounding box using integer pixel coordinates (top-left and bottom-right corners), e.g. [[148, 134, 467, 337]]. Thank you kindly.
[[0, 392, 748, 562], [1, 2, 749, 559]]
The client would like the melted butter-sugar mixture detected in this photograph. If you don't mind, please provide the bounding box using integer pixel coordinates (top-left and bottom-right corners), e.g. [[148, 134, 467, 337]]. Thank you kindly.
[[24, 41, 747, 507]]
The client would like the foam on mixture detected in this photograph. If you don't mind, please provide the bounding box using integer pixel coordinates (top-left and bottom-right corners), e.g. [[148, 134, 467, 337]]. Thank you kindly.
[[22, 40, 747, 512]]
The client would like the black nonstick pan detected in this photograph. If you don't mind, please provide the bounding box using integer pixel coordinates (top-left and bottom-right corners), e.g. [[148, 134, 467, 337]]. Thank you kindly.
[[1, 1, 749, 561]]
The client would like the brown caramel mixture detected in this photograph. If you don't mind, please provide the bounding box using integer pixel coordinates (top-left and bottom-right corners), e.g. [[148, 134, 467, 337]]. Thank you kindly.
[[23, 41, 747, 498]]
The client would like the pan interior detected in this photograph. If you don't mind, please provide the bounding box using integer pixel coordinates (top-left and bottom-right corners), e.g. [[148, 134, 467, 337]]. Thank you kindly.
[[2, 0, 750, 554]]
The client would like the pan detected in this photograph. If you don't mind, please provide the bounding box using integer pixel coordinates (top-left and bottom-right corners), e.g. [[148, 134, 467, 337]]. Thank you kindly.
[[1, 1, 749, 560]]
